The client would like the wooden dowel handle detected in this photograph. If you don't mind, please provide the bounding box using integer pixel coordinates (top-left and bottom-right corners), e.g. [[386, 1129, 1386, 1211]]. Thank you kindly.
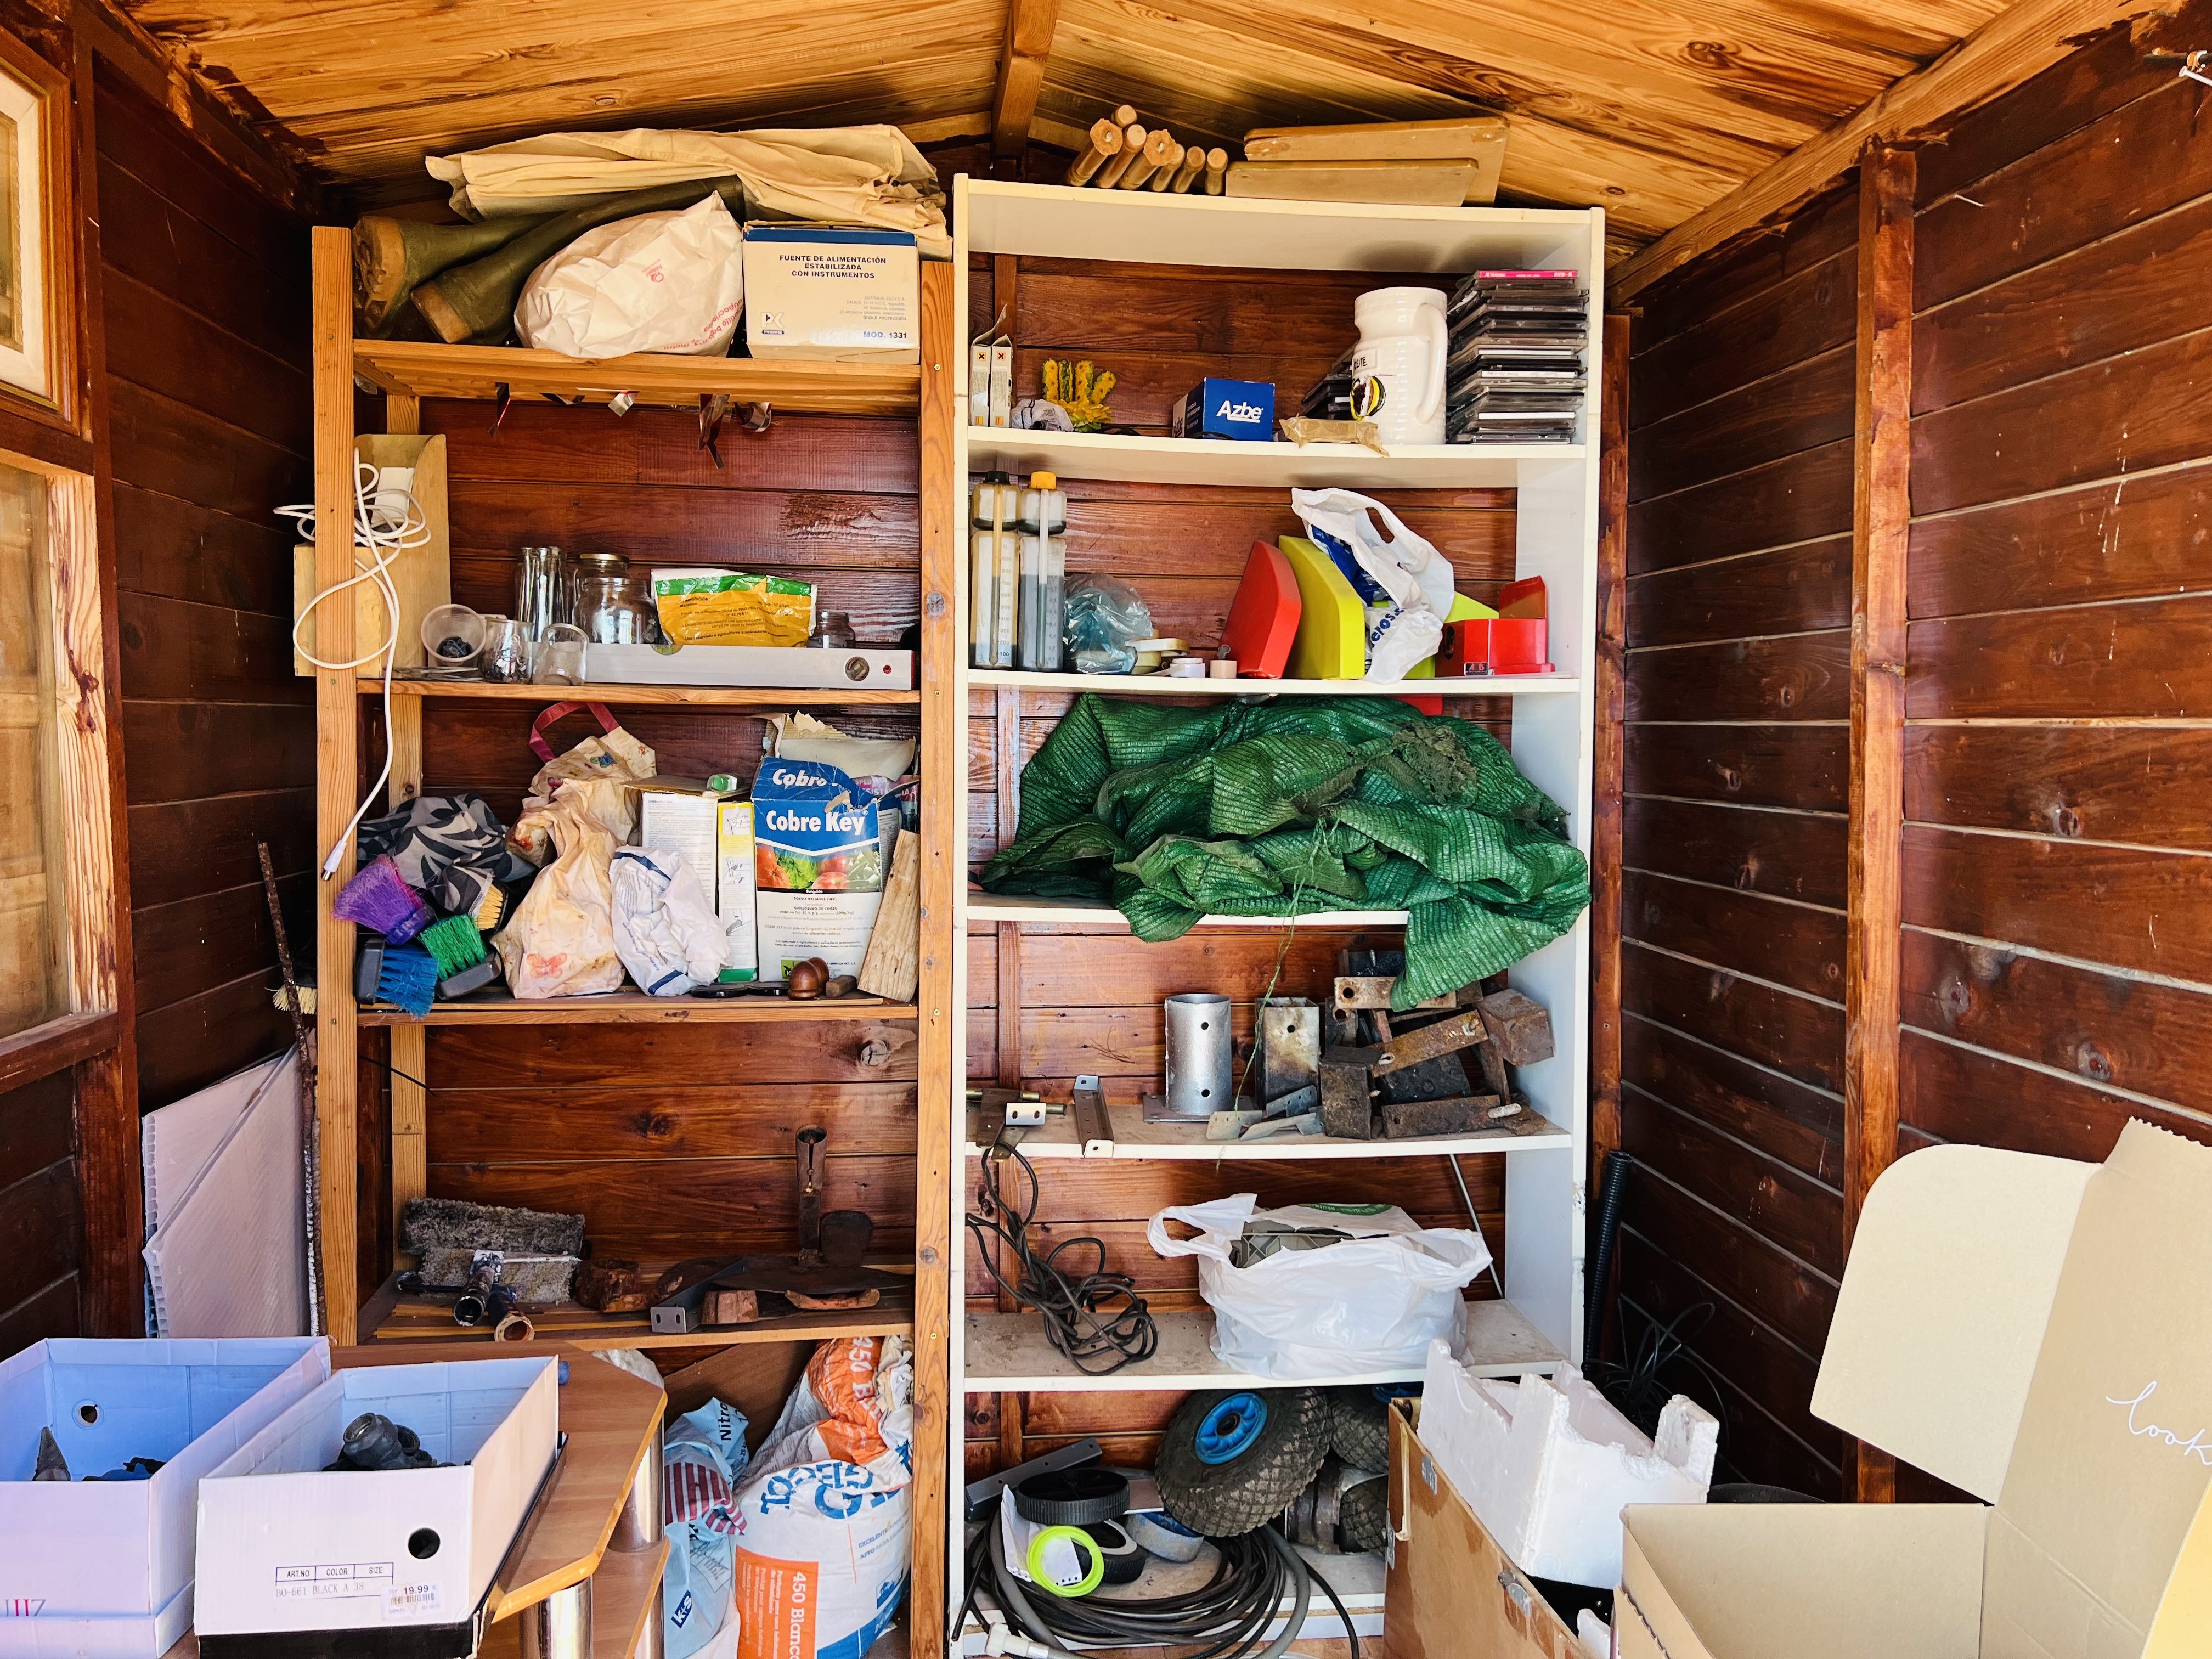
[[1118, 149, 1160, 189], [1065, 118, 1125, 186], [1119, 127, 1176, 189], [1167, 144, 1205, 193], [1093, 124, 1145, 188], [1112, 104, 1137, 127], [1203, 146, 1228, 195], [1148, 140, 1185, 190]]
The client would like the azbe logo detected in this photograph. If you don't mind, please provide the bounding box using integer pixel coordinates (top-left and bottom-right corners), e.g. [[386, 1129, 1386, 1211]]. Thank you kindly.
[[1214, 399, 1263, 422]]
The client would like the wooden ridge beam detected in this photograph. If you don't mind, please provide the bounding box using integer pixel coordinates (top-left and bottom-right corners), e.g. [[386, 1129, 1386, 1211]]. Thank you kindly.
[[989, 0, 1063, 159], [1844, 140, 1913, 1506], [1610, 0, 2181, 300]]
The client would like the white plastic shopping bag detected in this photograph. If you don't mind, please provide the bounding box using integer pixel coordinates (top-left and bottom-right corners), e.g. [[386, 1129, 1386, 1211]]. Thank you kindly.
[[1291, 488, 1455, 679], [1147, 1195, 1492, 1378], [516, 193, 745, 358], [611, 847, 726, 995]]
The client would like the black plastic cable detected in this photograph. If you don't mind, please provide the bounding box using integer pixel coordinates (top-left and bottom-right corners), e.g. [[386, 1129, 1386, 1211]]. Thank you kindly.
[[967, 1138, 1159, 1375], [1582, 1148, 1635, 1363]]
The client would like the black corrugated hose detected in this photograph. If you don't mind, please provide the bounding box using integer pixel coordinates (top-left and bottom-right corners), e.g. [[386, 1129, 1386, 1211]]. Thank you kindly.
[[1583, 1149, 1635, 1365]]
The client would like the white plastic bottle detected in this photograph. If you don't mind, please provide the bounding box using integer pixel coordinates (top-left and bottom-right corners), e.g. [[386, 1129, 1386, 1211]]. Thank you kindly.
[[1016, 471, 1068, 671], [971, 471, 1015, 668]]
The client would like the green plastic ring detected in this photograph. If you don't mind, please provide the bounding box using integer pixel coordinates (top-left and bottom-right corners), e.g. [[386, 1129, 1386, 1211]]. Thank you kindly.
[[1028, 1524, 1105, 1598]]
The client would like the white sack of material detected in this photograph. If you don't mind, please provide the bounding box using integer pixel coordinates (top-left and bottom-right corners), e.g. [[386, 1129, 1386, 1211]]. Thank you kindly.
[[428, 125, 949, 258], [610, 845, 726, 996], [515, 195, 744, 358]]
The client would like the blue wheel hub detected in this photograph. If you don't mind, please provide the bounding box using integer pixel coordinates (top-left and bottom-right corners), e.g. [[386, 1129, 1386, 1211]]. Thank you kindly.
[[1194, 1392, 1267, 1465]]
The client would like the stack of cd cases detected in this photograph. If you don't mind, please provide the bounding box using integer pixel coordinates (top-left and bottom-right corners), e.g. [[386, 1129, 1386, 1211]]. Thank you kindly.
[[1444, 270, 1588, 444]]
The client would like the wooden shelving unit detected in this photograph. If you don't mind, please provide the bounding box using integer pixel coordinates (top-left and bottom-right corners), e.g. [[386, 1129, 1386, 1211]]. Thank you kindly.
[[308, 231, 958, 1649], [943, 179, 1603, 1623], [351, 338, 919, 416]]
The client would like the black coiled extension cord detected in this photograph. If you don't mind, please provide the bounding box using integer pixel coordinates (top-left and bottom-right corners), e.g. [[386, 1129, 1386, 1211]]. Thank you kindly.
[[963, 1512, 1361, 1659], [967, 1138, 1159, 1375]]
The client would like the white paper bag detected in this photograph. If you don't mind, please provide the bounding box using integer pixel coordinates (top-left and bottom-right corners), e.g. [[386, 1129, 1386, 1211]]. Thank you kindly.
[[610, 847, 726, 995], [516, 193, 744, 358]]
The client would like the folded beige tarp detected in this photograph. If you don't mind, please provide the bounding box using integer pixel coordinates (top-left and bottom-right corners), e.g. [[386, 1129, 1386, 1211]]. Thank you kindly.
[[426, 125, 949, 257]]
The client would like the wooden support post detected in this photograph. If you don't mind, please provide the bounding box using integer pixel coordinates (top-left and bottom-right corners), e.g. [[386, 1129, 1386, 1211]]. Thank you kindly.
[[387, 694, 426, 1252], [989, 0, 1063, 159], [1588, 314, 1630, 1363], [912, 256, 960, 1653], [1846, 141, 1914, 1505], [311, 228, 361, 1345]]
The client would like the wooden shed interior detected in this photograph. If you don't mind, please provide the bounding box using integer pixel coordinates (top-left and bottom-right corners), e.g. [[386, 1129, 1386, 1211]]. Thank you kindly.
[[4, 0, 2210, 1650]]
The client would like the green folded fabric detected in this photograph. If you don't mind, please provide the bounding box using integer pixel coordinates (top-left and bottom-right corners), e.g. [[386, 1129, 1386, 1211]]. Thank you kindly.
[[979, 695, 1589, 1006]]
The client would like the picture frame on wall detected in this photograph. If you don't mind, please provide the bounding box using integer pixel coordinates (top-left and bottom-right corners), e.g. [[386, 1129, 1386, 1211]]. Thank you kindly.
[[0, 32, 71, 416]]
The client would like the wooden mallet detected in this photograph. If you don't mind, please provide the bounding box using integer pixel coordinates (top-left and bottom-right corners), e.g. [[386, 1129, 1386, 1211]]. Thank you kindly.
[[1066, 117, 1125, 187], [1120, 127, 1178, 189], [1147, 139, 1186, 190], [1094, 123, 1146, 188], [1203, 146, 1229, 195]]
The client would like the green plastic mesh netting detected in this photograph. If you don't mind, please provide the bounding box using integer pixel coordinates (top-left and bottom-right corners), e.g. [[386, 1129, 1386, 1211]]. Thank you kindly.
[[978, 695, 1590, 1007]]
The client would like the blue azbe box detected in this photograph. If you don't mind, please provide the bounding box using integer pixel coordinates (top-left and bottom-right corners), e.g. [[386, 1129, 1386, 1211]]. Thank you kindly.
[[1172, 377, 1276, 441]]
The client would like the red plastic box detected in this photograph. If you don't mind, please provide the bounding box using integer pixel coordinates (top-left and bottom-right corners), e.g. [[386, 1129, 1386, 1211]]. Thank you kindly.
[[1436, 576, 1553, 676]]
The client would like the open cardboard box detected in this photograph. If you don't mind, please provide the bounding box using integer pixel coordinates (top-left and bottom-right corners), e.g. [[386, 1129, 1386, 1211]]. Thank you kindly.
[[1618, 1122, 2212, 1659]]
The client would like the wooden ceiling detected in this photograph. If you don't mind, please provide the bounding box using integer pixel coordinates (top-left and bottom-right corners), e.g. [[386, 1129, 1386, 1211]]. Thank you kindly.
[[121, 0, 2014, 252]]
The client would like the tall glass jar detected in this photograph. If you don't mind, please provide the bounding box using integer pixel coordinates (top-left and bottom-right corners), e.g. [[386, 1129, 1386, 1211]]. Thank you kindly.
[[571, 554, 661, 645], [515, 546, 567, 640]]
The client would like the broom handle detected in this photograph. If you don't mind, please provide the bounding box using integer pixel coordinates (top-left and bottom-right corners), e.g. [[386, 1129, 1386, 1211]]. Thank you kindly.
[[261, 842, 326, 1338]]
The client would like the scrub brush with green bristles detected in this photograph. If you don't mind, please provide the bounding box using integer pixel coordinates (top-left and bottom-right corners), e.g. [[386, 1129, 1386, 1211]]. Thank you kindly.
[[417, 912, 498, 998]]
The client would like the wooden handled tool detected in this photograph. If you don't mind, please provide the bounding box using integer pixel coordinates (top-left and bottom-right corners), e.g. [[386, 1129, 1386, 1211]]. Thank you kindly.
[[1094, 123, 1146, 187], [1166, 143, 1205, 193], [1065, 116, 1125, 186], [1120, 126, 1178, 189], [1147, 139, 1186, 191], [1113, 104, 1138, 127], [1203, 146, 1229, 194]]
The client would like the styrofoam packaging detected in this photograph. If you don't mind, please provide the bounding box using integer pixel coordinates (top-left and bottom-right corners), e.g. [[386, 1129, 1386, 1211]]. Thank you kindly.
[[0, 1337, 330, 1658], [1419, 1344, 1714, 1588], [716, 800, 758, 981], [193, 1357, 558, 1644], [742, 225, 918, 363]]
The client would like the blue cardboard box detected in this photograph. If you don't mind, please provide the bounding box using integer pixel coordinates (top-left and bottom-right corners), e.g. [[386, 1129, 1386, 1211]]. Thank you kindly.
[[1172, 377, 1276, 441]]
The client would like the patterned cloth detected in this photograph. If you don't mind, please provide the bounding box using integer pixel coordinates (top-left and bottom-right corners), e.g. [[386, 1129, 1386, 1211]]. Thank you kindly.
[[357, 793, 537, 919], [980, 695, 1590, 1007]]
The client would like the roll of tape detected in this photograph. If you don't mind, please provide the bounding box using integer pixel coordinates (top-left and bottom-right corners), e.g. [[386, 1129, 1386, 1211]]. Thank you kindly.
[[1028, 1525, 1105, 1598], [1124, 1507, 1205, 1562]]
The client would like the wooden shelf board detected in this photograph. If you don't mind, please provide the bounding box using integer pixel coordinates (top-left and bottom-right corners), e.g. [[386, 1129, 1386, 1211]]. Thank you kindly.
[[963, 893, 1409, 929], [359, 679, 921, 707], [353, 340, 919, 417], [962, 425, 1583, 488], [963, 1300, 1562, 1392], [964, 1105, 1570, 1160], [358, 990, 918, 1026], [368, 1276, 917, 1353], [965, 668, 1578, 698]]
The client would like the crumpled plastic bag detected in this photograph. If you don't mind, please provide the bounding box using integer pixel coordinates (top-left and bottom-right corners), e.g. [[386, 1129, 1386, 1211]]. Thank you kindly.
[[515, 704, 657, 861], [1292, 487, 1455, 679], [661, 1397, 751, 1659], [611, 847, 726, 995], [1148, 1195, 1492, 1378], [516, 194, 744, 359], [494, 791, 623, 998]]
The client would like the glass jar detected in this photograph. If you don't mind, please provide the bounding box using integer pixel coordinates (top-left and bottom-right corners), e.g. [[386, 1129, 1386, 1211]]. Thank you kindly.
[[571, 554, 661, 645], [515, 546, 566, 639], [532, 623, 587, 685], [481, 615, 532, 682], [808, 610, 856, 649]]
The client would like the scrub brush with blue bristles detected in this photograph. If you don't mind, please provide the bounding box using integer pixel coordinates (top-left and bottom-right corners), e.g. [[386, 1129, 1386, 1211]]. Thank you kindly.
[[373, 944, 439, 1018]]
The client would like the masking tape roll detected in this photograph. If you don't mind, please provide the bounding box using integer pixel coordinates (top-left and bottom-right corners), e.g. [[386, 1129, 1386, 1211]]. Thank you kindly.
[[1028, 1524, 1105, 1598]]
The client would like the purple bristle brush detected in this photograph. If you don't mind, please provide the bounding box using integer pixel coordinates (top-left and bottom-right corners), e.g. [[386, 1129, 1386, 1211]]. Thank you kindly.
[[334, 855, 434, 944]]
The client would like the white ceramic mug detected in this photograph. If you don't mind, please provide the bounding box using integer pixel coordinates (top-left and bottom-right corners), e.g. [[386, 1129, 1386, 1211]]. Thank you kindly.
[[1350, 286, 1449, 445]]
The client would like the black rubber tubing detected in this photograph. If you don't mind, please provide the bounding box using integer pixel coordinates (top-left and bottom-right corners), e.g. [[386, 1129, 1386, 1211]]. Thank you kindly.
[[1583, 1149, 1636, 1364]]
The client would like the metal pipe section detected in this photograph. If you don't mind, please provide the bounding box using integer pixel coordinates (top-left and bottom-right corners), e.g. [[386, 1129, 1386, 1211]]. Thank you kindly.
[[518, 1578, 593, 1659], [610, 1429, 664, 1553], [1163, 993, 1233, 1118]]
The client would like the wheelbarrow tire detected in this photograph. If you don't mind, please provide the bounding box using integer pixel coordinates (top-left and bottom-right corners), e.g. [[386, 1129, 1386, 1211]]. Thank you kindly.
[[1156, 1387, 1330, 1538]]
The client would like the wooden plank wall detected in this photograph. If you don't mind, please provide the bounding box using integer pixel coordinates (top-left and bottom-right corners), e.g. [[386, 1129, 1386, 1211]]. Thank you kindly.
[[1898, 46, 2212, 1165], [0, 1070, 82, 1350], [1617, 183, 1859, 1500], [408, 400, 925, 1280], [97, 61, 316, 1109], [958, 251, 1527, 1479]]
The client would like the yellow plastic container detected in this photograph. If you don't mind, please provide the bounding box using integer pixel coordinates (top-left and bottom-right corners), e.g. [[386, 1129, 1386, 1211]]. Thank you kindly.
[[1280, 536, 1369, 680], [1407, 591, 1500, 679]]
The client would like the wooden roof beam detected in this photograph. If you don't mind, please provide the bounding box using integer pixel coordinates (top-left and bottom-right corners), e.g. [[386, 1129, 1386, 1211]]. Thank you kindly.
[[1610, 0, 2186, 300], [990, 0, 1063, 158]]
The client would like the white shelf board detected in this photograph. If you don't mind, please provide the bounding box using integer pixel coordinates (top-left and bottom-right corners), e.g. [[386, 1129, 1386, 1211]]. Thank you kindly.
[[966, 893, 1409, 929], [964, 1301, 1563, 1392], [964, 425, 1582, 488], [967, 667, 1577, 697], [966, 1107, 1571, 1160], [961, 178, 1596, 274]]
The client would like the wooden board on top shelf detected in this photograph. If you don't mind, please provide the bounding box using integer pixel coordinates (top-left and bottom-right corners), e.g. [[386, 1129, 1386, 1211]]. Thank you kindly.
[[366, 1271, 917, 1353], [963, 1301, 1562, 1392], [965, 669, 1575, 697], [353, 340, 919, 417], [966, 893, 1410, 928], [964, 1103, 1570, 1159], [358, 990, 917, 1026], [359, 679, 921, 707], [964, 427, 1582, 489]]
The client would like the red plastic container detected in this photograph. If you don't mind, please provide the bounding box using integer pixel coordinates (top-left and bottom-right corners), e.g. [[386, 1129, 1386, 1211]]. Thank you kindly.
[[1220, 540, 1302, 679], [1436, 576, 1553, 676]]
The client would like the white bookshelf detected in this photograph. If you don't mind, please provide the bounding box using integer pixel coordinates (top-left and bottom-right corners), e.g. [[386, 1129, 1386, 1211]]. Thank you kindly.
[[945, 177, 1603, 1610]]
